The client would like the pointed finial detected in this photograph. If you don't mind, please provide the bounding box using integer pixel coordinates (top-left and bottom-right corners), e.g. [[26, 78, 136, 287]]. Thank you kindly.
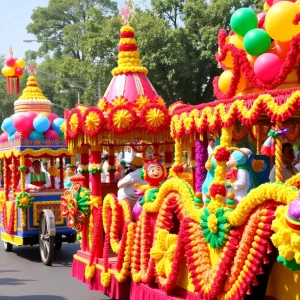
[[120, 0, 136, 25], [9, 46, 13, 58]]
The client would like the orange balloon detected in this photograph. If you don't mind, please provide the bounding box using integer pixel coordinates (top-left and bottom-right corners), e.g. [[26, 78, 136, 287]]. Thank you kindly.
[[268, 41, 290, 62], [218, 70, 246, 94], [218, 35, 244, 68]]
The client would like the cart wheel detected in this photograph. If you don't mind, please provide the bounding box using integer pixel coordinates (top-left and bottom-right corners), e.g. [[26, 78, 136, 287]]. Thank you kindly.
[[54, 240, 62, 250], [3, 241, 13, 252], [39, 210, 55, 266]]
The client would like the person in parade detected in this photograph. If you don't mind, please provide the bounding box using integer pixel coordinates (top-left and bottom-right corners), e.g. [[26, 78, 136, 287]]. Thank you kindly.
[[25, 160, 51, 191]]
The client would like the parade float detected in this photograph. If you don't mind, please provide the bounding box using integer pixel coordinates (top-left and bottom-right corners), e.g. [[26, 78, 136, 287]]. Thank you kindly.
[[64, 1, 300, 299], [0, 62, 76, 266], [62, 4, 173, 299]]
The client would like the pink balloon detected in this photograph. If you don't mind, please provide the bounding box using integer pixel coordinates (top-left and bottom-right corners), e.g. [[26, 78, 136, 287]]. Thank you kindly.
[[25, 112, 37, 130], [14, 131, 20, 139], [0, 132, 9, 143], [44, 129, 59, 140], [48, 113, 59, 126], [254, 53, 282, 81], [14, 115, 32, 132], [265, 0, 273, 6], [5, 57, 15, 68]]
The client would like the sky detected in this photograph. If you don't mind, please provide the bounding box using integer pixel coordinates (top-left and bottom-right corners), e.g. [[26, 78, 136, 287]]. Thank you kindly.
[[0, 0, 150, 59]]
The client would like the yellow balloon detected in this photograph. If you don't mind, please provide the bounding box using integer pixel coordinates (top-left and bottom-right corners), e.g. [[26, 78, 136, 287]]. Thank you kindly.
[[218, 70, 246, 94], [265, 2, 300, 42], [2, 67, 9, 77], [15, 59, 25, 69], [6, 67, 15, 77], [218, 35, 244, 68]]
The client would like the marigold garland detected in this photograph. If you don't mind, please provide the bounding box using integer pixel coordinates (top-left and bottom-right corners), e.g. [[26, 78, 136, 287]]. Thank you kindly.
[[66, 108, 82, 139], [16, 192, 33, 209], [2, 201, 16, 234]]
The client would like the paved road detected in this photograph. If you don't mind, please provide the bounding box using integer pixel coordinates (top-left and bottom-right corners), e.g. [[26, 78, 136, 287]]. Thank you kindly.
[[0, 241, 110, 300]]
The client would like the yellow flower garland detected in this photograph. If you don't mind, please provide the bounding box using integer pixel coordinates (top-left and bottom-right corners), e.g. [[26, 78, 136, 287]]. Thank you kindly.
[[85, 264, 96, 280]]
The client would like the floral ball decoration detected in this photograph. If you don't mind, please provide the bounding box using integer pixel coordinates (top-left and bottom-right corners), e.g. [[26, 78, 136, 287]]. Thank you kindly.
[[108, 105, 137, 133], [140, 103, 169, 132], [97, 97, 112, 113], [16, 192, 33, 209], [88, 163, 102, 174], [66, 108, 82, 138], [272, 199, 300, 271], [60, 181, 91, 233], [200, 208, 230, 249], [135, 95, 151, 110], [82, 107, 104, 136], [150, 229, 178, 277]]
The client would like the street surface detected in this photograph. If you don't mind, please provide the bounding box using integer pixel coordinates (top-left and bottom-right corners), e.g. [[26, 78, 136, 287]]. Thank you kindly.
[[0, 241, 110, 300]]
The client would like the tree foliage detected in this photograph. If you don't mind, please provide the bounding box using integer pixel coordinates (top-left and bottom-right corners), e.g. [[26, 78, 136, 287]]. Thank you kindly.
[[22, 0, 264, 109]]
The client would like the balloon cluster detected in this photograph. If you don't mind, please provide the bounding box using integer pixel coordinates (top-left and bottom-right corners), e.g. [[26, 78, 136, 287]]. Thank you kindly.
[[218, 1, 300, 93], [1, 57, 25, 78], [0, 112, 65, 143]]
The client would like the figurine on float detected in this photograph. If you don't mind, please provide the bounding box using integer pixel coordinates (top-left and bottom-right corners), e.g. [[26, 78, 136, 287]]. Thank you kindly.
[[133, 159, 167, 220], [225, 148, 255, 202]]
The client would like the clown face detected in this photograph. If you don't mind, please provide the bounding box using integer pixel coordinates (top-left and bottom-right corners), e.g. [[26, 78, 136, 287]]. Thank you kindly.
[[148, 165, 163, 179]]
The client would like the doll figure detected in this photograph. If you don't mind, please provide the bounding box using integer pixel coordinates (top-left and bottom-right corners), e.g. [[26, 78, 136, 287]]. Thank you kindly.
[[133, 160, 167, 220], [226, 148, 253, 203]]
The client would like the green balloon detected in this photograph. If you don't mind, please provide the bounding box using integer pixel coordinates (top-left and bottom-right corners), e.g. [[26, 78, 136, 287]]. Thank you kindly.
[[230, 8, 258, 37], [243, 29, 271, 56]]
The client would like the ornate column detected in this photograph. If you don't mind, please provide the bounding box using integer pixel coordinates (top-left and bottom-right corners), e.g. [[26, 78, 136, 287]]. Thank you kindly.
[[164, 143, 173, 171], [59, 158, 64, 189], [108, 146, 115, 183], [153, 144, 160, 160], [89, 146, 103, 257], [50, 158, 55, 189], [80, 144, 90, 188], [195, 134, 208, 192], [275, 122, 283, 182]]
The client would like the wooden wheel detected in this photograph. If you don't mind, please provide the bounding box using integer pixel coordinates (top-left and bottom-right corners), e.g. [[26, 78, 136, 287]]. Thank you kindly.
[[3, 241, 13, 252], [39, 209, 56, 266]]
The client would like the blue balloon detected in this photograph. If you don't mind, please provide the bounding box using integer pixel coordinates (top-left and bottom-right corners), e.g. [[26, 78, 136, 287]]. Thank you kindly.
[[33, 115, 50, 133], [2, 118, 16, 134], [30, 130, 44, 141], [8, 132, 15, 141], [52, 118, 64, 134]]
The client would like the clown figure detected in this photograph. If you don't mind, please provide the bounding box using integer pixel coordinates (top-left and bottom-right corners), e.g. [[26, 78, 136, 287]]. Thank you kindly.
[[133, 160, 167, 220], [226, 148, 253, 203]]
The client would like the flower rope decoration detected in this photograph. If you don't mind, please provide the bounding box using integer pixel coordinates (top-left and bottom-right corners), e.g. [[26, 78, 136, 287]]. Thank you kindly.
[[16, 192, 33, 209], [107, 105, 137, 134], [200, 207, 231, 249], [170, 89, 300, 139], [140, 103, 170, 133], [2, 201, 16, 234], [77, 164, 89, 174], [60, 182, 91, 232], [66, 108, 82, 139], [82, 107, 104, 137]]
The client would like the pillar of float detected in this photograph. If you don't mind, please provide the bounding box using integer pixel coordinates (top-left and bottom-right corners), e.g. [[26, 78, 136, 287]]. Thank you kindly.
[[108, 146, 115, 183], [195, 133, 208, 193], [50, 158, 55, 189], [89, 146, 103, 257], [275, 122, 283, 182], [164, 143, 173, 170], [80, 144, 90, 188], [153, 144, 160, 161], [59, 158, 64, 189]]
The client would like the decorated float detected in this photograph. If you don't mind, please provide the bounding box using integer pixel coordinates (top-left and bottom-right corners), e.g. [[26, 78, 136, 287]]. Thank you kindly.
[[63, 3, 173, 299], [0, 66, 77, 266], [64, 1, 300, 299]]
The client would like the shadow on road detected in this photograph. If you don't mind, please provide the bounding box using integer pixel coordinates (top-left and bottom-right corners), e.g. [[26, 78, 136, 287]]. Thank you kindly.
[[11, 243, 80, 267], [0, 270, 19, 273], [0, 277, 35, 285], [0, 296, 67, 300]]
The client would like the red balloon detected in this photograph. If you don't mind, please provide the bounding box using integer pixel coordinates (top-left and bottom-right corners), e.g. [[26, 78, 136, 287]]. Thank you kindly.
[[44, 129, 59, 140], [21, 131, 30, 139], [0, 132, 9, 143], [25, 159, 32, 168], [6, 57, 15, 68], [48, 113, 59, 125], [14, 115, 32, 132], [25, 112, 37, 130], [14, 68, 23, 77]]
